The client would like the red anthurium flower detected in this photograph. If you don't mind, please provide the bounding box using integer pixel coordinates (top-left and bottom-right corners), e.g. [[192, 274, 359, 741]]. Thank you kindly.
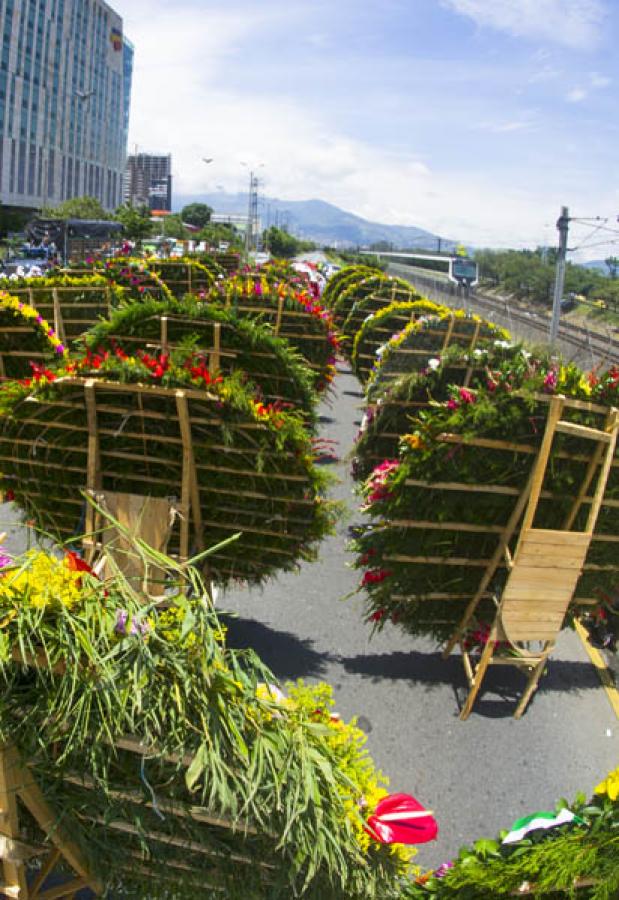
[[365, 793, 438, 845], [65, 550, 94, 575]]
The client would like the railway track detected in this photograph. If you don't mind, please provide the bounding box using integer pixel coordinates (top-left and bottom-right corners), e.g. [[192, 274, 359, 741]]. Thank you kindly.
[[386, 262, 619, 368]]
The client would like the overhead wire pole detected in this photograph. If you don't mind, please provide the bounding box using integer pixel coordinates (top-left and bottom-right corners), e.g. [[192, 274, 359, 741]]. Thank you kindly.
[[549, 206, 569, 345]]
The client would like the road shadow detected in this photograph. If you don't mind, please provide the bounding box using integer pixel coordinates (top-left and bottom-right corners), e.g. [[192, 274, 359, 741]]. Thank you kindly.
[[342, 389, 364, 399], [339, 648, 603, 718], [219, 613, 333, 680]]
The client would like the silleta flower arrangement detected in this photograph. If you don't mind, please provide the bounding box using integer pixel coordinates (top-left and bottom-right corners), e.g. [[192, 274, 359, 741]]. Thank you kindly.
[[208, 276, 339, 392], [365, 311, 511, 401], [0, 536, 425, 899], [351, 298, 447, 383], [333, 274, 422, 352], [351, 343, 548, 482], [0, 290, 67, 378], [0, 274, 128, 345], [84, 296, 319, 422], [0, 347, 340, 587], [351, 355, 619, 641], [321, 264, 383, 310]]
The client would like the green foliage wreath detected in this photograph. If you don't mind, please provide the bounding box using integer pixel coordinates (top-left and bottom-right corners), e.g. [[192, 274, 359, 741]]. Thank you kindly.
[[351, 344, 547, 481], [209, 275, 339, 392], [335, 276, 422, 351], [0, 290, 68, 378]]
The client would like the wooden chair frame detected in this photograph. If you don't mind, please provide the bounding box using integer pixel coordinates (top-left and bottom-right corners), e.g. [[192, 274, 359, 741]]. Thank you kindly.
[[444, 396, 619, 719], [1, 744, 100, 899]]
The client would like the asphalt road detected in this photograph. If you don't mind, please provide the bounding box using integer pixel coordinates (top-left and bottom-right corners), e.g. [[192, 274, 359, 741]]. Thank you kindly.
[[1, 365, 617, 874], [219, 364, 619, 870]]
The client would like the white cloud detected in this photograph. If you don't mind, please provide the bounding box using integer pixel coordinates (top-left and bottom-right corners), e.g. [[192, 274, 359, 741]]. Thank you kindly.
[[443, 0, 606, 49], [566, 87, 587, 102], [492, 121, 532, 133], [110, 0, 616, 251], [589, 71, 611, 87]]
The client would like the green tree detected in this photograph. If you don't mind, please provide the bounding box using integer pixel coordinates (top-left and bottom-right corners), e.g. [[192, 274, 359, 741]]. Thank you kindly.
[[263, 226, 315, 259], [114, 203, 153, 247], [161, 214, 189, 240], [180, 203, 213, 229], [197, 222, 243, 250], [41, 195, 107, 220], [605, 256, 618, 279]]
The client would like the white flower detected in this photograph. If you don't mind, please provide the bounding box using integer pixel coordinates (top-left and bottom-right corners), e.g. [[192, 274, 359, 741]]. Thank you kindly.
[[363, 313, 375, 323], [428, 358, 440, 370], [493, 339, 512, 349], [376, 344, 387, 357]]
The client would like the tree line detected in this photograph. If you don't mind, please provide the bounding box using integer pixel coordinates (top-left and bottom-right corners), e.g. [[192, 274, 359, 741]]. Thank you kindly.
[[474, 247, 619, 312]]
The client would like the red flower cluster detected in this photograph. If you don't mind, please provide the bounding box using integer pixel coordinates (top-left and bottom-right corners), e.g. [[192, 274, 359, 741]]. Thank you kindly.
[[184, 357, 223, 388], [137, 350, 170, 380], [361, 568, 392, 587], [21, 362, 57, 387]]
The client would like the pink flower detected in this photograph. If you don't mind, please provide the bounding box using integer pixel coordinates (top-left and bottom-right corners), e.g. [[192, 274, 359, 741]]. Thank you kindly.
[[543, 370, 557, 393], [447, 399, 458, 410], [459, 388, 475, 404]]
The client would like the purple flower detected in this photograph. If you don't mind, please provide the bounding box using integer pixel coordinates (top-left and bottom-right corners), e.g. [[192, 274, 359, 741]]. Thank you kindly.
[[56, 344, 65, 353], [36, 315, 43, 323], [115, 608, 150, 637], [434, 862, 454, 879], [115, 609, 129, 634], [0, 550, 12, 569]]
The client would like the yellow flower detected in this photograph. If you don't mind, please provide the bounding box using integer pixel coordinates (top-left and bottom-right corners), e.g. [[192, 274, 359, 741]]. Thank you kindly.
[[594, 766, 619, 801], [403, 433, 424, 451]]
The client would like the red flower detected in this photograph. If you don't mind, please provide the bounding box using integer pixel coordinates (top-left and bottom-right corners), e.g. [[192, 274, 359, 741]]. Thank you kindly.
[[370, 608, 387, 622], [365, 793, 438, 845], [361, 569, 392, 587], [4, 489, 15, 502], [65, 550, 94, 574]]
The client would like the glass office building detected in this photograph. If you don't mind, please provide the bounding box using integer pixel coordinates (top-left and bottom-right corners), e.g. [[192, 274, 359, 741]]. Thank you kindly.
[[0, 0, 133, 211]]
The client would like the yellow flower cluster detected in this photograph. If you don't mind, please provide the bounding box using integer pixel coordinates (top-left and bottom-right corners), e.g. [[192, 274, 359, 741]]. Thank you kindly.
[[0, 291, 67, 356], [285, 681, 415, 868], [156, 604, 227, 649], [0, 551, 83, 613], [594, 766, 619, 802]]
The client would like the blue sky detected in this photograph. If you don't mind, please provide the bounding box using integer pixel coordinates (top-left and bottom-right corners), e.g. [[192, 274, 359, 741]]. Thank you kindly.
[[113, 0, 619, 254]]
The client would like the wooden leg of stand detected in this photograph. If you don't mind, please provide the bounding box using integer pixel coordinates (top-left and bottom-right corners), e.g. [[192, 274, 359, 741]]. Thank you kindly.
[[0, 745, 29, 899], [460, 635, 496, 721], [514, 653, 550, 719]]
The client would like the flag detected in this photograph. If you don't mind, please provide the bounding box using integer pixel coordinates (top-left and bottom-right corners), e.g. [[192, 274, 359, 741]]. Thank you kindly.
[[502, 808, 584, 845], [110, 27, 122, 51]]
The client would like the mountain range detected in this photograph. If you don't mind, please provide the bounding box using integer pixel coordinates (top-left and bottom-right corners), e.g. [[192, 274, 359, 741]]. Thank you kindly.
[[174, 191, 457, 252]]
